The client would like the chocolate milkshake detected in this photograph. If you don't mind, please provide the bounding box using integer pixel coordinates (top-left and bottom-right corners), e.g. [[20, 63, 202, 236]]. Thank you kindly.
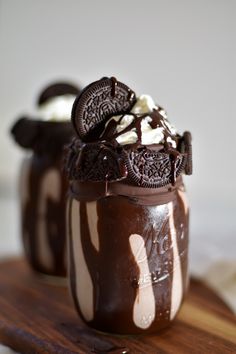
[[11, 82, 81, 278], [65, 77, 192, 334]]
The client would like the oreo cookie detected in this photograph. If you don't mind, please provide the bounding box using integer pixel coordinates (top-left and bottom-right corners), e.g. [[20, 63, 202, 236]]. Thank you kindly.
[[179, 131, 192, 175], [183, 131, 192, 175], [123, 148, 186, 188], [68, 142, 127, 182], [37, 82, 80, 106], [71, 77, 136, 141]]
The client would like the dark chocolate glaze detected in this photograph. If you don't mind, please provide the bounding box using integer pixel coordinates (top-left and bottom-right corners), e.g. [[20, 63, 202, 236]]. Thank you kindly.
[[67, 76, 192, 189], [99, 109, 187, 187], [70, 176, 183, 206], [101, 109, 176, 147], [68, 183, 188, 334], [66, 113, 191, 189], [110, 77, 118, 98]]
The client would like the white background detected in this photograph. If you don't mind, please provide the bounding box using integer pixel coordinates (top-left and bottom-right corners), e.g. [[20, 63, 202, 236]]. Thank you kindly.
[[0, 0, 235, 273]]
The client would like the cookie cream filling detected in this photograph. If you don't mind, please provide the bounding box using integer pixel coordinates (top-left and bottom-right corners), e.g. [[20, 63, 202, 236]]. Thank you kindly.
[[37, 94, 76, 121], [104, 95, 177, 147]]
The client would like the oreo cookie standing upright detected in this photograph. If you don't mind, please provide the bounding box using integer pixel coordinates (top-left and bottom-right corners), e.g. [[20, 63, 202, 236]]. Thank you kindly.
[[71, 77, 136, 141]]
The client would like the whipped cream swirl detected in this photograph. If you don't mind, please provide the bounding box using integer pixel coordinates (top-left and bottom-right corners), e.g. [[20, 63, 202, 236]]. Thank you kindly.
[[103, 95, 177, 147]]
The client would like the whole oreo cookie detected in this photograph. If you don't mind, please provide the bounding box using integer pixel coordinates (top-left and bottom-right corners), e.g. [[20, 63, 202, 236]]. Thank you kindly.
[[71, 77, 136, 141], [37, 82, 80, 106], [123, 148, 186, 188]]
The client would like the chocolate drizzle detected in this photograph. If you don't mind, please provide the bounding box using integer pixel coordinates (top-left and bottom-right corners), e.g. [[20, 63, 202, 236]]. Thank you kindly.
[[68, 186, 189, 334], [67, 76, 192, 190], [101, 109, 178, 149], [66, 114, 188, 188], [110, 77, 118, 97]]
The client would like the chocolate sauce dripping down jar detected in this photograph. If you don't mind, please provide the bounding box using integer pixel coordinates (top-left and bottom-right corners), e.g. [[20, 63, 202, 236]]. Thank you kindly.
[[66, 77, 192, 334], [68, 178, 189, 334], [10, 82, 80, 279]]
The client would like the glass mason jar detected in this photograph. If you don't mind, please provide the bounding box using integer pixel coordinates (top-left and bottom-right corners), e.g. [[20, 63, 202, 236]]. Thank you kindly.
[[12, 118, 74, 278], [67, 177, 189, 334]]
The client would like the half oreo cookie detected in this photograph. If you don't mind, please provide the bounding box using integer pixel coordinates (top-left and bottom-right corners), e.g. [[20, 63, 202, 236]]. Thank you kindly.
[[123, 148, 186, 188], [71, 77, 136, 141], [183, 131, 192, 175]]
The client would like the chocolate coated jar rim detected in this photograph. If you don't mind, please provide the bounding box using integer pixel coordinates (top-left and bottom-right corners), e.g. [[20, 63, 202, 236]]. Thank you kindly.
[[70, 175, 185, 206]]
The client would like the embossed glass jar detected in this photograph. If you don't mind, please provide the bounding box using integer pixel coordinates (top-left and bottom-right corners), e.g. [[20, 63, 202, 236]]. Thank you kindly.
[[12, 119, 73, 278], [68, 177, 189, 334]]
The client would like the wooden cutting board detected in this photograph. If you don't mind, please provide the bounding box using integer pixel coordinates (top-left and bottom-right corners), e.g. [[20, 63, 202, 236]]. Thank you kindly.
[[0, 258, 235, 354]]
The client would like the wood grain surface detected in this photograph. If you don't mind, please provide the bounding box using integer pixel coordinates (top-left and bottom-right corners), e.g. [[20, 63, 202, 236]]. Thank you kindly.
[[0, 258, 235, 354]]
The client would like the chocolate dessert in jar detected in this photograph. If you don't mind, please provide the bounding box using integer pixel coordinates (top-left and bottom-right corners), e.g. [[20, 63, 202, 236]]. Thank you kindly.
[[11, 82, 80, 278], [65, 77, 192, 334]]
